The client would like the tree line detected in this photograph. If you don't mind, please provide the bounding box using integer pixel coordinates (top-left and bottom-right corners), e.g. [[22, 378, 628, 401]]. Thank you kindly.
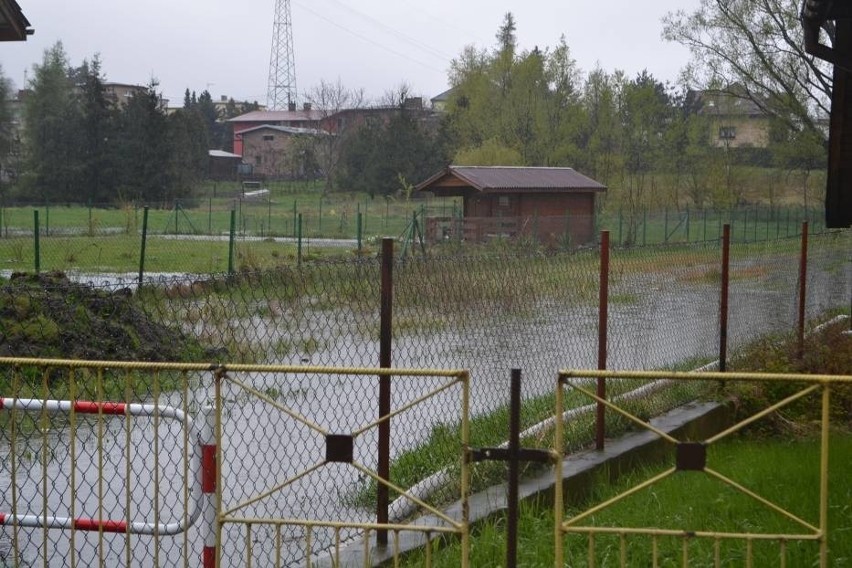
[[1, 43, 258, 205], [0, 1, 831, 213], [442, 12, 826, 214]]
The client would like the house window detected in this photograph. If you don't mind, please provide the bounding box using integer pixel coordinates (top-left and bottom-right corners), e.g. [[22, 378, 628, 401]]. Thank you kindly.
[[263, 135, 274, 141], [719, 126, 736, 140], [498, 196, 510, 208], [255, 155, 263, 165]]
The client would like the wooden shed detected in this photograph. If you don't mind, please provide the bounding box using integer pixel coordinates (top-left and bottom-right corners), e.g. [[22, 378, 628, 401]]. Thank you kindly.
[[415, 166, 606, 246]]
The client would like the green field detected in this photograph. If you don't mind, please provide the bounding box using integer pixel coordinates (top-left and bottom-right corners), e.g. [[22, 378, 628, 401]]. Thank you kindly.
[[0, 177, 836, 276]]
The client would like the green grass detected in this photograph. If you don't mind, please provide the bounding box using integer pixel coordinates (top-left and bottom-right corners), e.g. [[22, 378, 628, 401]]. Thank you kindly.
[[402, 435, 852, 567], [0, 182, 458, 241], [345, 377, 711, 512]]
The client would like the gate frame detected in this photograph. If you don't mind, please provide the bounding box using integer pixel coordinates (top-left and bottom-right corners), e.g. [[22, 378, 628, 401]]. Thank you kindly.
[[554, 369, 852, 568], [210, 363, 472, 568]]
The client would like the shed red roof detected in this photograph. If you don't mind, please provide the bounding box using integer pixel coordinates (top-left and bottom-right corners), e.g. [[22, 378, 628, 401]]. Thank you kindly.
[[416, 166, 606, 193]]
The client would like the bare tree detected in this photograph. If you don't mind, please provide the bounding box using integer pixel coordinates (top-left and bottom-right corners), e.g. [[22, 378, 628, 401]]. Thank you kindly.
[[663, 0, 832, 140], [305, 78, 365, 191]]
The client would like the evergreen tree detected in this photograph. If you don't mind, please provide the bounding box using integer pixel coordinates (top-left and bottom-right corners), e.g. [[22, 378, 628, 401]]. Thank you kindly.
[[337, 106, 447, 196], [22, 42, 80, 201], [165, 108, 208, 196], [76, 56, 116, 203], [444, 16, 586, 168], [0, 66, 13, 180], [195, 90, 222, 148], [114, 83, 170, 203]]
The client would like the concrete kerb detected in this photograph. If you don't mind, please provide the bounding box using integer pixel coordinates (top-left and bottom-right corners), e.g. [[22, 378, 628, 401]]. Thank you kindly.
[[313, 399, 734, 568]]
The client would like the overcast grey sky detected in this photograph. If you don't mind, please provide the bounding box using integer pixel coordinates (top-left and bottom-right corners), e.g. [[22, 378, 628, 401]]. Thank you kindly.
[[3, 0, 701, 106]]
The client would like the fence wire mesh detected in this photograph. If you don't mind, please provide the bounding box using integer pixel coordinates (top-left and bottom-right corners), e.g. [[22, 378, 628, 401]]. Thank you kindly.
[[0, 228, 849, 566], [0, 202, 832, 278]]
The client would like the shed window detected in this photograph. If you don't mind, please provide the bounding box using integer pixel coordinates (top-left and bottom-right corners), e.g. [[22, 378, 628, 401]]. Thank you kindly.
[[255, 155, 263, 165], [263, 135, 274, 141], [498, 196, 510, 207]]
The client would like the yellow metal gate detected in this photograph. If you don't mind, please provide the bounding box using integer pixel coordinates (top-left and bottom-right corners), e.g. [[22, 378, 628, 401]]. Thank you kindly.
[[211, 364, 471, 567], [0, 358, 471, 567], [554, 369, 851, 568]]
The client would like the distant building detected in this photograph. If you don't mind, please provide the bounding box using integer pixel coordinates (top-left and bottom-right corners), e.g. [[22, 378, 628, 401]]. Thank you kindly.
[[429, 87, 454, 112], [102, 82, 149, 108], [236, 124, 327, 179], [208, 149, 243, 180], [228, 104, 324, 155], [321, 98, 438, 135], [688, 88, 772, 148], [212, 95, 265, 115], [167, 95, 266, 117]]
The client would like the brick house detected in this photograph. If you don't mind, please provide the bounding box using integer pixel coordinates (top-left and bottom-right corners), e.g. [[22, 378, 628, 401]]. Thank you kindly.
[[228, 104, 325, 155], [236, 124, 327, 179]]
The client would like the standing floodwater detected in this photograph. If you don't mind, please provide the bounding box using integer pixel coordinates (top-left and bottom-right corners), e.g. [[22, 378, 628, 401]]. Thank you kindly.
[[2, 234, 849, 566]]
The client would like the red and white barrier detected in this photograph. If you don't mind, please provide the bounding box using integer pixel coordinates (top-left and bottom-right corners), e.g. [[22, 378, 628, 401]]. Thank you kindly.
[[0, 397, 209, 540], [199, 405, 217, 568]]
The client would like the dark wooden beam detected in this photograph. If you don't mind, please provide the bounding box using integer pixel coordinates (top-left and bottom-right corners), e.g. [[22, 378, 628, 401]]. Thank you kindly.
[[826, 19, 852, 228], [0, 0, 33, 42]]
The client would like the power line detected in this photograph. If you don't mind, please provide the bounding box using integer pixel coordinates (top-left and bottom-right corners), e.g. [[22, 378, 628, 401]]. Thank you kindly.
[[318, 0, 455, 62], [293, 1, 447, 73]]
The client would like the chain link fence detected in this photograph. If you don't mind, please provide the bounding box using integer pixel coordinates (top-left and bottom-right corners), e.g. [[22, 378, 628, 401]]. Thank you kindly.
[[0, 202, 832, 278], [0, 227, 849, 566]]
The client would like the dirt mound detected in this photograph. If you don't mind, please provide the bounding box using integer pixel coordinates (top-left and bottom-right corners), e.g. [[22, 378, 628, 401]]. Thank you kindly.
[[0, 271, 206, 361]]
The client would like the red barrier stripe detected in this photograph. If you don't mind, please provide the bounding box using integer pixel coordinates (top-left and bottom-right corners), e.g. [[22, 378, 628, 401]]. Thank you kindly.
[[202, 445, 216, 493], [73, 401, 126, 415], [0, 512, 5, 524], [0, 398, 4, 410], [203, 546, 216, 568], [73, 518, 128, 533]]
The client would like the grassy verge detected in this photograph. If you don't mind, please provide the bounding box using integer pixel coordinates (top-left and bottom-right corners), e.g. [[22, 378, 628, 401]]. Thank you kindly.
[[403, 434, 852, 567]]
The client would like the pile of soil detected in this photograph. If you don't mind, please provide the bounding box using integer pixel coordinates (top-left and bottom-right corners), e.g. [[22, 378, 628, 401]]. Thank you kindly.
[[0, 271, 205, 361]]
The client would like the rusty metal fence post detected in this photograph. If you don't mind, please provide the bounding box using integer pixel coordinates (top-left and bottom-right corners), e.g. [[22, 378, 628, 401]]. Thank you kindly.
[[596, 231, 609, 449], [33, 210, 40, 273], [138, 206, 149, 286], [797, 221, 810, 358], [377, 237, 394, 545], [720, 224, 731, 371], [506, 369, 522, 566], [469, 369, 552, 568]]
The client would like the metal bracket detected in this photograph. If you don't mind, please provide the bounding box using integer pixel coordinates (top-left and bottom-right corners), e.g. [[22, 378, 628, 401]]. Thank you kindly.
[[326, 434, 354, 463], [676, 442, 707, 471]]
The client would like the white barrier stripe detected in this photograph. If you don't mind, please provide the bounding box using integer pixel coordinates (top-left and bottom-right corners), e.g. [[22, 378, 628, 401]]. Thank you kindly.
[[1, 398, 187, 424], [0, 398, 200, 535], [0, 490, 202, 535], [197, 406, 217, 567]]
